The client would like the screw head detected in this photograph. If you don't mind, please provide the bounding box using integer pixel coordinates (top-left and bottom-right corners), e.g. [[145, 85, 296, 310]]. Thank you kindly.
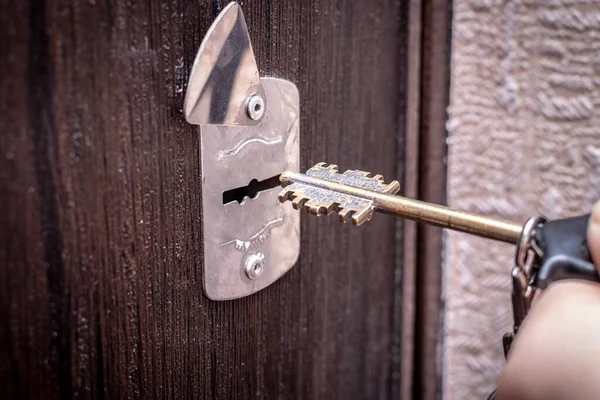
[[246, 94, 265, 121], [245, 252, 265, 280]]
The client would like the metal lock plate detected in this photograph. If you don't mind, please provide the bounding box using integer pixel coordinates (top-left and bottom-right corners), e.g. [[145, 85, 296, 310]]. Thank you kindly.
[[184, 2, 300, 300]]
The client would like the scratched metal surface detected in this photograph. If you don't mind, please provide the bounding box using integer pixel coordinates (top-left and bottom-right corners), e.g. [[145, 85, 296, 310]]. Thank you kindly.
[[201, 77, 300, 300], [444, 1, 600, 398]]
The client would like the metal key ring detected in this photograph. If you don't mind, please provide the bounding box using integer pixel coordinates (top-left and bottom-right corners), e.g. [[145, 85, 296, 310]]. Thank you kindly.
[[516, 216, 546, 271]]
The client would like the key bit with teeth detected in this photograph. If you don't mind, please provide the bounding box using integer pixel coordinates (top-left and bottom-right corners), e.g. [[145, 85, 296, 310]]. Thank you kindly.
[[279, 162, 523, 243], [278, 162, 400, 225]]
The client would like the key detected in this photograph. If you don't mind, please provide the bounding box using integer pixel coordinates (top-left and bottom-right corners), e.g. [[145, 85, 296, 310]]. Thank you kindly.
[[278, 162, 522, 244], [278, 162, 596, 290]]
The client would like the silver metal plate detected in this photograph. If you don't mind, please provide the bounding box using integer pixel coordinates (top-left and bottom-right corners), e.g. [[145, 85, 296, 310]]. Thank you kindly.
[[184, 2, 300, 300], [200, 78, 300, 300]]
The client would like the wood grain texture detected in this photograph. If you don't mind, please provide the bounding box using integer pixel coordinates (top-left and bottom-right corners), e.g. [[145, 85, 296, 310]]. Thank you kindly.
[[397, 0, 423, 397], [413, 1, 451, 399], [444, 0, 600, 398], [0, 0, 411, 398]]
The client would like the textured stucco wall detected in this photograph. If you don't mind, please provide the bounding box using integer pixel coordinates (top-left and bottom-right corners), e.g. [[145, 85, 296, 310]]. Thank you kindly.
[[444, 0, 600, 398]]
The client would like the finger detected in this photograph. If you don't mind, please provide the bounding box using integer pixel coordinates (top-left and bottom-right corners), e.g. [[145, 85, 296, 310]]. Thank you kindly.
[[587, 200, 600, 269], [497, 281, 600, 400]]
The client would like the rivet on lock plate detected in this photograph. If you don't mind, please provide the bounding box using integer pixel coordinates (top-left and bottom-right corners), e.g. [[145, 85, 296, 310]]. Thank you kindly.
[[184, 2, 300, 300]]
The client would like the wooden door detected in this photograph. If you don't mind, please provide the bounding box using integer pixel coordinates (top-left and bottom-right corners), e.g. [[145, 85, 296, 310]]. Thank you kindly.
[[1, 0, 450, 398]]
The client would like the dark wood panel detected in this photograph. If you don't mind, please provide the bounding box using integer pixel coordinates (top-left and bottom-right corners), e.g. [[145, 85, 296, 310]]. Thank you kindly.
[[1, 0, 412, 398], [413, 1, 452, 399], [397, 0, 423, 398]]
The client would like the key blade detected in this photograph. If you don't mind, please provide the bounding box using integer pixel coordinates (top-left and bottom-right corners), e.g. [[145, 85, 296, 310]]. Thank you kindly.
[[279, 162, 523, 244], [278, 162, 400, 225]]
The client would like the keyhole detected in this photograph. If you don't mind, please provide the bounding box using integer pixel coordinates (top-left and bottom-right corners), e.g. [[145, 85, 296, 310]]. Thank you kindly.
[[222, 174, 281, 205]]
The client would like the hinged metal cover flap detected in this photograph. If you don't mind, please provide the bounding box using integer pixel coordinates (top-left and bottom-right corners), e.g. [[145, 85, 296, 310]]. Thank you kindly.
[[184, 2, 300, 300]]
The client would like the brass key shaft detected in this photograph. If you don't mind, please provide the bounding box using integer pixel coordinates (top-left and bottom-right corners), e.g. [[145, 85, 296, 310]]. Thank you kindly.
[[280, 170, 522, 244]]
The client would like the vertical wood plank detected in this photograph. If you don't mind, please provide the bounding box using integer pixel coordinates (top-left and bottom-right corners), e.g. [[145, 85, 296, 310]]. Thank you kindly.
[[0, 0, 414, 398], [413, 1, 451, 399], [397, 0, 423, 398]]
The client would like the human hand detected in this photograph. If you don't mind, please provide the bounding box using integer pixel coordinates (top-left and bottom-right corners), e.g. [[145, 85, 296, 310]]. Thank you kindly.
[[496, 200, 600, 400]]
